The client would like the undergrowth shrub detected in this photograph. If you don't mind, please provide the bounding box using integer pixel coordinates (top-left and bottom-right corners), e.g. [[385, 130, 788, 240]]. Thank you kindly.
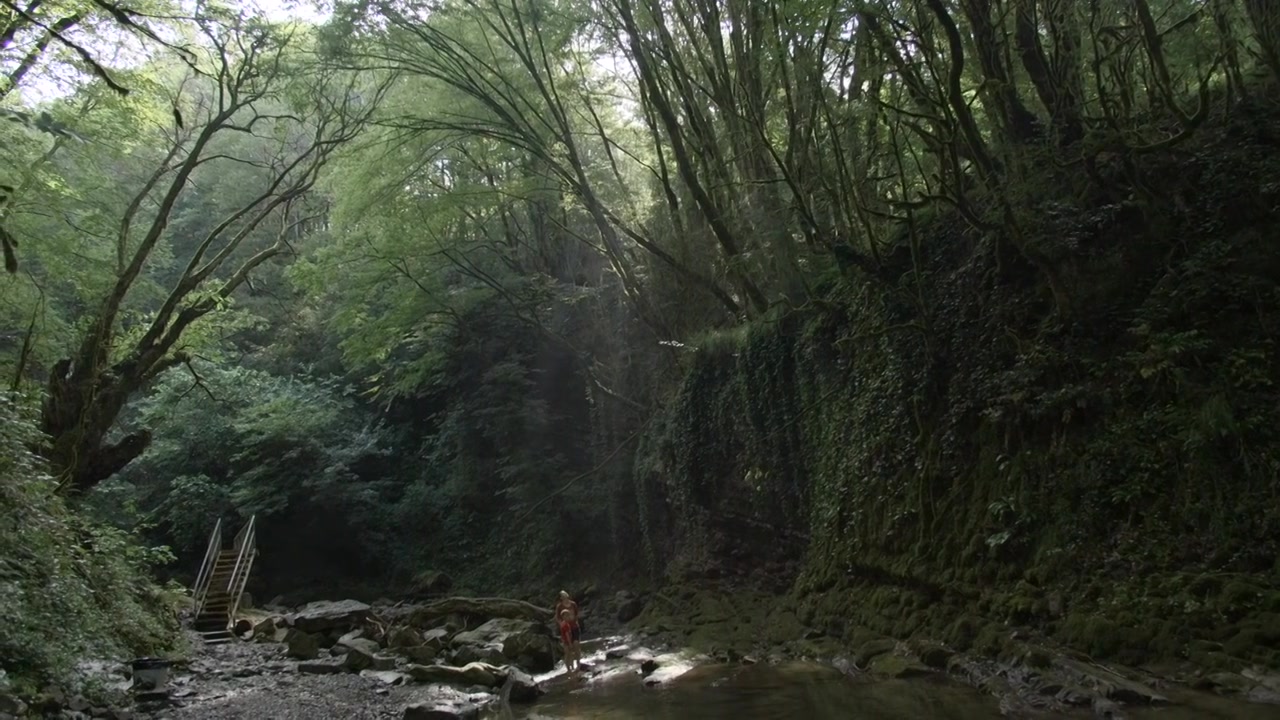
[[0, 393, 183, 695]]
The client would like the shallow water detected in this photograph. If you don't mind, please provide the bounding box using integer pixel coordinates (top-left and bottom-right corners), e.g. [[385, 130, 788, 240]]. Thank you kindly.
[[519, 663, 1004, 719], [500, 636, 1279, 720]]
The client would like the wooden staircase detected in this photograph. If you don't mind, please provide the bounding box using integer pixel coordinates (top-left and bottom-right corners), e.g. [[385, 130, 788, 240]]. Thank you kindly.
[[191, 516, 257, 645]]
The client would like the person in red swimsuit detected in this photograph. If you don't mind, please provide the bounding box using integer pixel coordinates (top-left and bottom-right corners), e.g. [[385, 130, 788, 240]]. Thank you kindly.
[[558, 608, 580, 671]]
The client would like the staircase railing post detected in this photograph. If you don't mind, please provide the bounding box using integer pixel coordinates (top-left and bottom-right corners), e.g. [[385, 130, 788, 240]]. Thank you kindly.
[[191, 518, 222, 619], [226, 515, 256, 624]]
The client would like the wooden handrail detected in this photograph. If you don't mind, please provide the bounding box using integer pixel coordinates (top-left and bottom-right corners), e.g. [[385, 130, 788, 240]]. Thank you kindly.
[[191, 518, 222, 618]]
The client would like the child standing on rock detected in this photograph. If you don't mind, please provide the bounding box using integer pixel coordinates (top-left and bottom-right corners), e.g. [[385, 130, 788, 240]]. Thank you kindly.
[[558, 608, 581, 672]]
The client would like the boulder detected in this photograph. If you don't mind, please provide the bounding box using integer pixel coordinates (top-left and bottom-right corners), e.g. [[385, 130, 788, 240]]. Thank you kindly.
[[0, 694, 27, 717], [408, 597, 551, 627], [451, 618, 554, 672], [868, 653, 930, 679], [287, 600, 372, 634], [501, 630, 557, 673], [451, 618, 544, 647], [504, 668, 541, 703], [422, 628, 451, 649], [343, 646, 376, 672], [615, 591, 643, 622], [451, 645, 507, 667], [252, 616, 278, 640], [408, 570, 454, 599], [399, 646, 440, 664], [338, 635, 382, 656], [387, 626, 422, 649], [406, 662, 502, 688], [285, 629, 321, 660]]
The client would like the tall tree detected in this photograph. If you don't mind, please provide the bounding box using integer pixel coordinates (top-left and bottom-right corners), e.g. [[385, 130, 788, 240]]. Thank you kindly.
[[37, 14, 383, 493]]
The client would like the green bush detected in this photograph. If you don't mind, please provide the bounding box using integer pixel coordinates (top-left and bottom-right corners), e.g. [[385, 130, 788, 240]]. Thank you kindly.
[[0, 394, 182, 695]]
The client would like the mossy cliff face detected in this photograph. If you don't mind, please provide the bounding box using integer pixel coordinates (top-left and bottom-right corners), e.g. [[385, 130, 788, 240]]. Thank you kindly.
[[634, 110, 1280, 671]]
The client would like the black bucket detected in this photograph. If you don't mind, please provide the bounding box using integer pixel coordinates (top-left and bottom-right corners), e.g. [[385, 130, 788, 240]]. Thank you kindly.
[[130, 658, 172, 690]]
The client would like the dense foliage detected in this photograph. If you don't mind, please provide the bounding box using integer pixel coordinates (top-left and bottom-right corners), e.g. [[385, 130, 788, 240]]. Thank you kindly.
[[2, 0, 1279, 687], [0, 394, 181, 693]]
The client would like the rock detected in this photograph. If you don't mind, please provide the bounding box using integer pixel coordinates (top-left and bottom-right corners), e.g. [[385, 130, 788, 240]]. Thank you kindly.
[[1206, 671, 1254, 694], [501, 629, 557, 672], [853, 638, 897, 666], [297, 659, 345, 675], [287, 600, 372, 634], [388, 626, 422, 648], [343, 646, 376, 671], [339, 635, 382, 656], [1055, 685, 1093, 706], [868, 653, 931, 679], [451, 645, 507, 667], [0, 695, 26, 716], [640, 658, 659, 675], [346, 645, 396, 672], [285, 629, 321, 660], [1055, 658, 1167, 705], [504, 668, 541, 703], [402, 699, 480, 720], [422, 628, 451, 648], [406, 662, 501, 688], [400, 646, 440, 664], [32, 688, 66, 714], [604, 645, 630, 659], [409, 597, 551, 628], [360, 670, 410, 685], [253, 616, 278, 639], [451, 618, 554, 672], [1091, 697, 1122, 718], [911, 642, 954, 669], [408, 571, 454, 599], [616, 591, 644, 622], [452, 618, 545, 647], [1248, 685, 1280, 705]]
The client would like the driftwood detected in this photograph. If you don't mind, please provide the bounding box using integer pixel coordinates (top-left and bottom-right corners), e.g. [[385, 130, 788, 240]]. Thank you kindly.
[[408, 596, 553, 627]]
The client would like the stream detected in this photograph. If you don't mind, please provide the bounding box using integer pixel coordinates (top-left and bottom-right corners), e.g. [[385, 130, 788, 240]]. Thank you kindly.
[[93, 622, 1277, 720], [493, 637, 1279, 720]]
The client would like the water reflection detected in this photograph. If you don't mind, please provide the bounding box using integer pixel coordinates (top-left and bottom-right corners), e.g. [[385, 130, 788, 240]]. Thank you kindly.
[[514, 661, 1005, 719], [500, 637, 1278, 720]]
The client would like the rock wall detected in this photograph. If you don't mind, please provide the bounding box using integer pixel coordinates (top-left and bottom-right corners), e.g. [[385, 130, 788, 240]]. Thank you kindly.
[[635, 106, 1280, 671]]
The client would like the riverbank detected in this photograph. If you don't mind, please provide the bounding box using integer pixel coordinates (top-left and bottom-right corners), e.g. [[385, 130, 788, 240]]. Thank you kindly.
[[623, 580, 1280, 717], [7, 589, 1277, 720]]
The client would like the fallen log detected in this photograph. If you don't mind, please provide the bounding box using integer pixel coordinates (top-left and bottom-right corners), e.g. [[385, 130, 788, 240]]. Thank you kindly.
[[408, 596, 553, 627]]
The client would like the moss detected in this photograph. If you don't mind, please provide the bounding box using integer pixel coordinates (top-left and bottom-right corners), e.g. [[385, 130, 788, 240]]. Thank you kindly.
[[854, 638, 897, 666], [637, 115, 1280, 676], [868, 652, 931, 679]]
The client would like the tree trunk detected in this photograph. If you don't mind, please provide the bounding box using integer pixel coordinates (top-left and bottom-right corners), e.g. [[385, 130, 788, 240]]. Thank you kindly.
[[1013, 0, 1085, 145], [40, 358, 150, 494], [1244, 0, 1280, 83], [959, 0, 1042, 144], [407, 597, 553, 627]]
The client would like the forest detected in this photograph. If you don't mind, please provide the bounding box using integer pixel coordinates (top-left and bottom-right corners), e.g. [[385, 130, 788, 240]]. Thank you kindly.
[[2, 0, 1279, 710]]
